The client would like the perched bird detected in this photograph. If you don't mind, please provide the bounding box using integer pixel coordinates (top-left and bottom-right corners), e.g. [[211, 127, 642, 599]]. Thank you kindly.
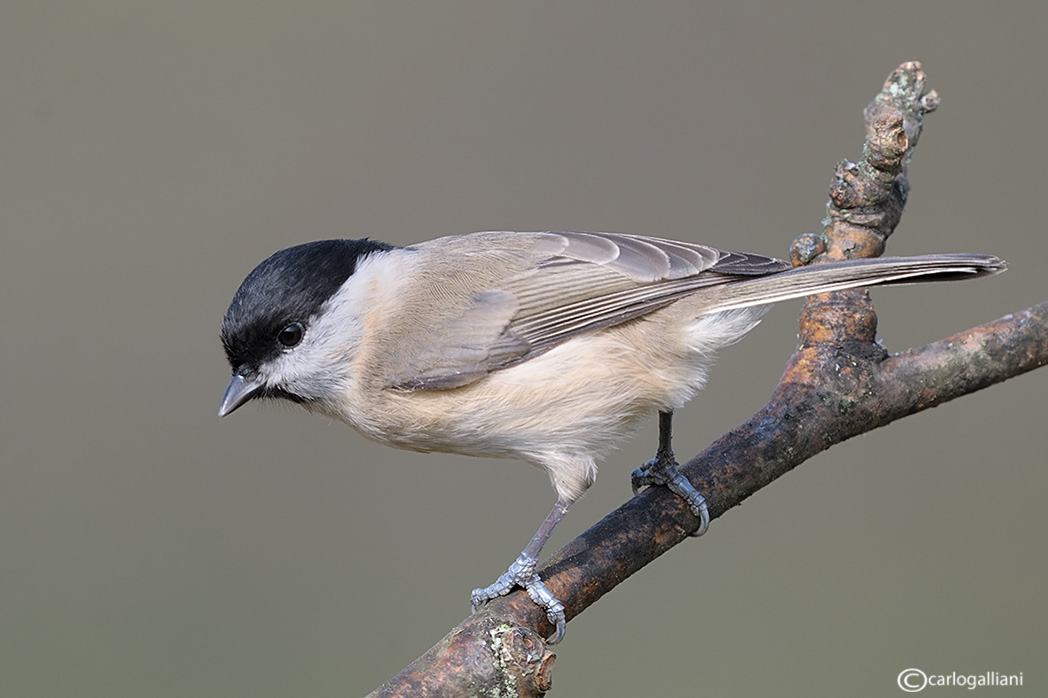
[[218, 231, 1003, 643]]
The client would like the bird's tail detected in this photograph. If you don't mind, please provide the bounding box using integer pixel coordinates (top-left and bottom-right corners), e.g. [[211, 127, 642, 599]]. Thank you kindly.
[[704, 254, 1006, 312]]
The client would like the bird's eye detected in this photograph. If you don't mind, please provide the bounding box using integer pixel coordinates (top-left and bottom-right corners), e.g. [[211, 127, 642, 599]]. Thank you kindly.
[[277, 322, 304, 348]]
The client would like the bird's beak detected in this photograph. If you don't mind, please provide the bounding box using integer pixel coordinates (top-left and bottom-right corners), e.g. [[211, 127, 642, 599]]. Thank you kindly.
[[218, 373, 264, 417]]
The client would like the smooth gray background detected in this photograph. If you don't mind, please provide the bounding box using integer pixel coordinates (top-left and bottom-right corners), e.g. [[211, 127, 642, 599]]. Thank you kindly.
[[3, 3, 1045, 696]]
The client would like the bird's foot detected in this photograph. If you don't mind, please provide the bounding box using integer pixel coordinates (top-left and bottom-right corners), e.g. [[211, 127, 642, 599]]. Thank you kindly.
[[631, 454, 710, 537], [470, 553, 566, 644]]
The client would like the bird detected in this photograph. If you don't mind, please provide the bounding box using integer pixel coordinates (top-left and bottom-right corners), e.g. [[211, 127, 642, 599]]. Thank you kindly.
[[218, 230, 1004, 643]]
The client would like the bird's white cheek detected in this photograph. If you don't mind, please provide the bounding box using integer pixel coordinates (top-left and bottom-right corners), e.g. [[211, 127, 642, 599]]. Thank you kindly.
[[253, 321, 358, 407]]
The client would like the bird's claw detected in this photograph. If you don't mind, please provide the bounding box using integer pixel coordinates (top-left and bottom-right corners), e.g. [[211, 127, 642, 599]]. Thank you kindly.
[[631, 457, 710, 537], [470, 553, 535, 611], [523, 574, 566, 644], [631, 458, 665, 495], [470, 553, 566, 644]]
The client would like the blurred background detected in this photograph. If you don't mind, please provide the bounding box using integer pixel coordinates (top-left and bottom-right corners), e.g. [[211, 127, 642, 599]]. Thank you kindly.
[[3, 2, 1045, 696]]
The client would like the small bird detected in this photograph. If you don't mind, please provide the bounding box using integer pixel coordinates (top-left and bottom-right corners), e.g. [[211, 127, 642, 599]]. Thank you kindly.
[[218, 231, 1003, 643]]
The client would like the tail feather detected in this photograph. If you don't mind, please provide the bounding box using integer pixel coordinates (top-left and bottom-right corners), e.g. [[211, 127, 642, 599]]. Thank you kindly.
[[704, 254, 1006, 312]]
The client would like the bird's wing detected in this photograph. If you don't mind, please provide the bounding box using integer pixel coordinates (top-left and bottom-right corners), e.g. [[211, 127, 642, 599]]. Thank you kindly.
[[385, 231, 788, 391]]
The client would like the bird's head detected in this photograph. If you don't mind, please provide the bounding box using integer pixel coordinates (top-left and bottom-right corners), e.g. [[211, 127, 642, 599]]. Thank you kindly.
[[218, 238, 394, 417]]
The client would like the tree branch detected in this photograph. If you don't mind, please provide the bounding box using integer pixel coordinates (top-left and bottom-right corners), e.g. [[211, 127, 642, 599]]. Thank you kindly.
[[368, 62, 1047, 696]]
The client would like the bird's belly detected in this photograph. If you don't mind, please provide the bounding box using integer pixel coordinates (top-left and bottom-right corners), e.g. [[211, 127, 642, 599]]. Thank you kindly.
[[336, 327, 705, 464]]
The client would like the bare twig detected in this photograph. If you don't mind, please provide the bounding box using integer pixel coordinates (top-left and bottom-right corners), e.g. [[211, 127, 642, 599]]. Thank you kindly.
[[368, 62, 1047, 697]]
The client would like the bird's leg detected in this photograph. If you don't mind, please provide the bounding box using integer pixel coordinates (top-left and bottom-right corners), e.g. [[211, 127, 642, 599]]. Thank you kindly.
[[631, 410, 710, 536], [470, 498, 570, 644]]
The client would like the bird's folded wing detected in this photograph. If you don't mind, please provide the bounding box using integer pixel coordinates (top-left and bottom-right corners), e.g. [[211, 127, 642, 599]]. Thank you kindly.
[[386, 231, 788, 390]]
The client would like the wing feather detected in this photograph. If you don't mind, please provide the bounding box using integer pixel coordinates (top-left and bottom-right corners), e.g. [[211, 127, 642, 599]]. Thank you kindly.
[[386, 231, 789, 390]]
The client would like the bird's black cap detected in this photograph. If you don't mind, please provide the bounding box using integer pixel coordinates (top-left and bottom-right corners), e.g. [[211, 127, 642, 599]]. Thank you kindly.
[[220, 238, 395, 374]]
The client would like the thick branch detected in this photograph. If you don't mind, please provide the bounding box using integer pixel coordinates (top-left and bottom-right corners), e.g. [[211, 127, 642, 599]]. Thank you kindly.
[[369, 62, 1045, 696]]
